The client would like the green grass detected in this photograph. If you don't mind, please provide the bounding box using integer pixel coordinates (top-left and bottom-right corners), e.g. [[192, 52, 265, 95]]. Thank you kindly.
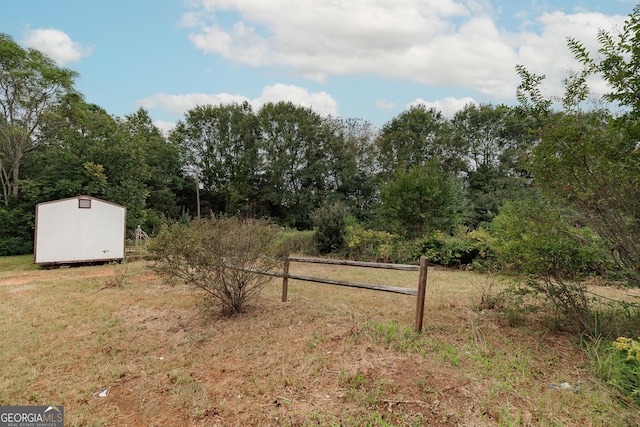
[[0, 254, 37, 272]]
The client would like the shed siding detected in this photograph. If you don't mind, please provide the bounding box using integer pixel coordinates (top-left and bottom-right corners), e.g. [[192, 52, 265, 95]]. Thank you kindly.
[[34, 197, 126, 264]]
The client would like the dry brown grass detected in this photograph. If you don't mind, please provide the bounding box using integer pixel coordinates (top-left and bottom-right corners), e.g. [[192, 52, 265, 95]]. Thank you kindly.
[[0, 258, 637, 426]]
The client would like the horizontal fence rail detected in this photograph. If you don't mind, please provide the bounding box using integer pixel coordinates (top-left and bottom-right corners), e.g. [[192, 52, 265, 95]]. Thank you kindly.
[[286, 256, 421, 271], [280, 256, 429, 332], [285, 273, 418, 296]]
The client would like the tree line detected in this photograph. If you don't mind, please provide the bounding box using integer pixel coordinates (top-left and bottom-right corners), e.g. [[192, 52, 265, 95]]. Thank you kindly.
[[0, 32, 537, 255], [2, 0, 640, 300]]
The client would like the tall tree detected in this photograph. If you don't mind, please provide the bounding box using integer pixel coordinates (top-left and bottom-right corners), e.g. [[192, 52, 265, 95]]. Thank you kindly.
[[170, 102, 259, 217], [257, 101, 331, 228], [451, 104, 536, 227], [379, 162, 466, 238], [0, 33, 78, 205], [323, 116, 378, 218], [375, 105, 466, 178], [21, 100, 153, 230], [121, 109, 184, 227]]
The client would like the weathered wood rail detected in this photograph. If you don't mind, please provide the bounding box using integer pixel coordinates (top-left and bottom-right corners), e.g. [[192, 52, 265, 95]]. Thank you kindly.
[[280, 256, 429, 332]]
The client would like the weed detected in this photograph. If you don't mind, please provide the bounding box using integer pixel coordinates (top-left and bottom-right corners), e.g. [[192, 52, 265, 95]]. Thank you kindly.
[[339, 369, 368, 389], [587, 336, 640, 406], [504, 306, 525, 327], [102, 260, 131, 289], [363, 384, 383, 407], [436, 342, 460, 367], [498, 401, 521, 426]]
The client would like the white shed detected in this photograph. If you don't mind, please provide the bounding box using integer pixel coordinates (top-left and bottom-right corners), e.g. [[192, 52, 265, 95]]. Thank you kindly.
[[34, 196, 127, 265]]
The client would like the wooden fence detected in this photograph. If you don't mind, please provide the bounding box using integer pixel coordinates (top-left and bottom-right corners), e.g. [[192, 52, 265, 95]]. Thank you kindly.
[[280, 256, 429, 332]]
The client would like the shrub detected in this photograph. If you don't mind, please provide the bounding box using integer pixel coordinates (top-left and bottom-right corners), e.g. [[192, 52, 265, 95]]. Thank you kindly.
[[343, 224, 398, 262], [274, 229, 316, 256], [379, 163, 466, 238], [148, 217, 281, 315], [411, 227, 495, 270], [491, 199, 612, 333], [310, 202, 349, 254]]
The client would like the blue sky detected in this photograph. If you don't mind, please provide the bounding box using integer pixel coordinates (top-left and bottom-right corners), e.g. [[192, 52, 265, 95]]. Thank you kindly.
[[1, 1, 636, 132]]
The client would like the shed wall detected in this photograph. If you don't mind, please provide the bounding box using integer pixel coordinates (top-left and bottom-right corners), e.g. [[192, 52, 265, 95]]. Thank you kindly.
[[34, 197, 126, 264]]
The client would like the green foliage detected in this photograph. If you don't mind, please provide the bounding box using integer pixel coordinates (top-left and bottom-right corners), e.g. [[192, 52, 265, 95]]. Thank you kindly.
[[452, 104, 536, 228], [324, 117, 379, 220], [273, 229, 316, 256], [376, 105, 466, 176], [310, 202, 349, 254], [0, 207, 33, 256], [257, 102, 336, 229], [413, 228, 495, 271], [343, 224, 398, 262], [492, 199, 609, 279], [21, 101, 181, 234], [529, 110, 640, 286], [567, 5, 640, 115], [339, 221, 495, 267], [379, 163, 466, 238], [170, 102, 259, 216], [123, 108, 184, 226], [516, 9, 640, 287], [148, 217, 281, 315], [0, 33, 78, 204], [491, 198, 612, 332], [589, 337, 640, 407]]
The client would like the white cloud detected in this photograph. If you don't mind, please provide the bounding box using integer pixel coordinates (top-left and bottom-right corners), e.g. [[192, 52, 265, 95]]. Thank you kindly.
[[512, 11, 625, 97], [137, 92, 251, 115], [375, 99, 396, 110], [408, 97, 478, 118], [21, 28, 92, 66], [137, 83, 338, 118], [255, 84, 338, 116], [153, 120, 177, 137], [182, 1, 627, 101]]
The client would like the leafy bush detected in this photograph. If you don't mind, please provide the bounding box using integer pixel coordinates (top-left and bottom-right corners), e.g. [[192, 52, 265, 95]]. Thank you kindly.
[[491, 199, 612, 333], [343, 224, 398, 262], [148, 217, 281, 315], [310, 202, 349, 254], [274, 229, 316, 256], [411, 227, 495, 270], [379, 163, 466, 238], [339, 223, 495, 267]]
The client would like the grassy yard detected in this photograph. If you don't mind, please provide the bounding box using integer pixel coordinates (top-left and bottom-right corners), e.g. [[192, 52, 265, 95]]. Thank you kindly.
[[0, 255, 636, 426]]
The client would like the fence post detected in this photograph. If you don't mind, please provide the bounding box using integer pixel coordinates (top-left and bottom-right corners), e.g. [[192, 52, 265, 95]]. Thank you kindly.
[[415, 256, 428, 332], [282, 257, 290, 302]]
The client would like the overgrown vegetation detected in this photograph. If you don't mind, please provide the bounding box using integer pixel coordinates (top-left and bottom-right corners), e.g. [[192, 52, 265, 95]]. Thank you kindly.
[[310, 202, 349, 254], [148, 217, 281, 315], [3, 3, 640, 418], [491, 198, 611, 334]]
